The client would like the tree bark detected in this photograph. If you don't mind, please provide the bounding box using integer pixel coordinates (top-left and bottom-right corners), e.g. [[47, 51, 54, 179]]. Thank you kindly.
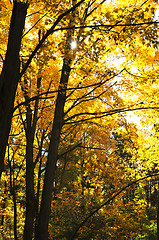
[[23, 77, 41, 240], [35, 59, 71, 240], [23, 110, 36, 240], [0, 1, 28, 177]]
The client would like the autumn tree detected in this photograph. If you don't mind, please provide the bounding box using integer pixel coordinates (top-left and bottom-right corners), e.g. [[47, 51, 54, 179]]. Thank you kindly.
[[0, 0, 159, 239]]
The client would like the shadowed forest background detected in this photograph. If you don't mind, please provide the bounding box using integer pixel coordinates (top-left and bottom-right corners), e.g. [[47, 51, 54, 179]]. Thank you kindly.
[[0, 0, 159, 239]]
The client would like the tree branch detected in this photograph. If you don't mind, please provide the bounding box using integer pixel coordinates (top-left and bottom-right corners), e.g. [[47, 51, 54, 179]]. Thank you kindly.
[[45, 20, 159, 33], [64, 106, 159, 124], [20, 0, 85, 78], [13, 70, 119, 112], [71, 173, 159, 240]]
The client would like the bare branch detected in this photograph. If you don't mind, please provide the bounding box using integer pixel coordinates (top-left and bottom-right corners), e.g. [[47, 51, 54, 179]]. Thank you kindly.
[[22, 12, 48, 38], [45, 21, 159, 33], [14, 70, 119, 112], [64, 105, 159, 124]]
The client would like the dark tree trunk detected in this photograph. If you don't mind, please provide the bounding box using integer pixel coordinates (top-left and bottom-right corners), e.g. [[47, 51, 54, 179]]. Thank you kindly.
[[23, 77, 41, 240], [9, 152, 18, 240], [0, 1, 28, 177], [35, 59, 71, 240], [23, 114, 36, 240]]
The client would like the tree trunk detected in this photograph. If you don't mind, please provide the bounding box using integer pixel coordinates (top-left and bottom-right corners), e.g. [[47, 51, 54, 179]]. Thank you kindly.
[[23, 77, 41, 240], [35, 59, 71, 240], [0, 1, 28, 177], [13, 180, 18, 240], [23, 120, 36, 240]]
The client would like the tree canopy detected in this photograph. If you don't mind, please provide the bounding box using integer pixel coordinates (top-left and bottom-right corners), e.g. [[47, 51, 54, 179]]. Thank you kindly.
[[0, 0, 159, 239]]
